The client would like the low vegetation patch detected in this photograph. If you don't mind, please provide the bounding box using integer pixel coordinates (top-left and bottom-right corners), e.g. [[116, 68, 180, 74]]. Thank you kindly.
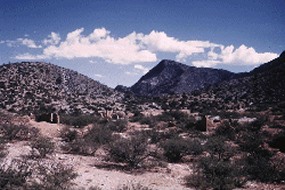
[[60, 114, 99, 128], [109, 133, 148, 168], [0, 124, 39, 141], [30, 136, 55, 158]]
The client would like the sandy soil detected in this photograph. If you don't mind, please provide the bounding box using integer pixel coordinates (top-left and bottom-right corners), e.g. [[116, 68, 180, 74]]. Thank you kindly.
[[20, 120, 193, 189], [3, 119, 285, 190]]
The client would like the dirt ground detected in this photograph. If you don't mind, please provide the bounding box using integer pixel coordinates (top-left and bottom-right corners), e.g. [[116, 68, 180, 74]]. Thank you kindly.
[[7, 120, 193, 190], [3, 119, 285, 190]]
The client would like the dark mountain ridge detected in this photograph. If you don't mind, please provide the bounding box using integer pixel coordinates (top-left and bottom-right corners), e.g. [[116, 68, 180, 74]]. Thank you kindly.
[[199, 51, 285, 108], [129, 59, 235, 96], [251, 51, 285, 75]]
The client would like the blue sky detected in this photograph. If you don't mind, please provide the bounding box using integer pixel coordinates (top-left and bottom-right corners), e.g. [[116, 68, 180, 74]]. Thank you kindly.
[[0, 0, 284, 87]]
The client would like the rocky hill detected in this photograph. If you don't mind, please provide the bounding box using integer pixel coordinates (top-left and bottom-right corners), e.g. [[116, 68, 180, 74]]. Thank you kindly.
[[129, 59, 235, 96], [198, 51, 285, 110], [0, 62, 123, 114]]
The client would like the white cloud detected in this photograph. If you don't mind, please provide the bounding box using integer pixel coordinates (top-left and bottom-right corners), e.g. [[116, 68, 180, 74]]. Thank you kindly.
[[39, 28, 157, 64], [17, 38, 41, 48], [89, 60, 98, 64], [138, 31, 221, 62], [192, 60, 222, 68], [43, 32, 61, 45], [193, 44, 278, 68], [2, 38, 41, 48], [94, 74, 104, 78], [125, 71, 138, 76], [219, 45, 278, 65], [13, 27, 278, 67], [134, 64, 149, 74], [14, 53, 47, 60], [89, 28, 110, 40]]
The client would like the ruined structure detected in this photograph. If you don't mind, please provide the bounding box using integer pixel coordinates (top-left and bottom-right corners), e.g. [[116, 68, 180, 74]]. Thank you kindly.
[[35, 113, 60, 124]]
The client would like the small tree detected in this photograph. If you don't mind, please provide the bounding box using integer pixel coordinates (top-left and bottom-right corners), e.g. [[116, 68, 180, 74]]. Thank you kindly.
[[204, 136, 233, 161], [162, 137, 189, 163], [162, 137, 203, 163], [109, 133, 148, 168]]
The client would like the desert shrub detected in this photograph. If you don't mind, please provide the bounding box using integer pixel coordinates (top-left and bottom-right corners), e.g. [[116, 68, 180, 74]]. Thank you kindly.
[[0, 145, 7, 158], [106, 119, 128, 132], [29, 162, 78, 190], [194, 116, 207, 131], [129, 112, 144, 123], [162, 137, 190, 163], [60, 114, 98, 128], [146, 128, 179, 144], [187, 139, 203, 156], [30, 136, 55, 158], [109, 133, 148, 168], [156, 112, 174, 122], [139, 116, 158, 127], [0, 159, 31, 190], [215, 121, 238, 141], [0, 138, 7, 158], [0, 124, 39, 141], [242, 149, 275, 182], [269, 130, 285, 153], [186, 134, 245, 189], [62, 125, 112, 156], [63, 138, 97, 156], [60, 127, 78, 142], [237, 131, 264, 154], [204, 136, 233, 161], [218, 111, 242, 119], [84, 125, 112, 145], [87, 186, 103, 190], [185, 157, 244, 190], [116, 183, 156, 190], [236, 125, 285, 182]]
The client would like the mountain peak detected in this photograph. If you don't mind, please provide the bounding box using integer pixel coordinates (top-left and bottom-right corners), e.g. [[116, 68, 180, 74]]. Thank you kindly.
[[130, 60, 234, 96], [280, 50, 285, 59], [251, 50, 285, 74], [158, 59, 182, 66]]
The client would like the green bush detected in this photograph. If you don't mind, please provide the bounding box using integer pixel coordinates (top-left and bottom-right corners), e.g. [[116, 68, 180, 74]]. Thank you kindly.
[[0, 124, 39, 141], [146, 129, 179, 144], [84, 125, 112, 145], [185, 157, 244, 190], [204, 136, 233, 161], [87, 186, 103, 190], [60, 127, 78, 142], [215, 121, 237, 141], [187, 139, 203, 156], [162, 137, 189, 163], [62, 125, 112, 156], [116, 183, 156, 190], [106, 119, 128, 132], [269, 130, 285, 153], [29, 162, 78, 190], [30, 136, 55, 158], [109, 133, 148, 168], [0, 139, 7, 158], [0, 159, 31, 190], [60, 114, 98, 128], [63, 138, 97, 156]]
